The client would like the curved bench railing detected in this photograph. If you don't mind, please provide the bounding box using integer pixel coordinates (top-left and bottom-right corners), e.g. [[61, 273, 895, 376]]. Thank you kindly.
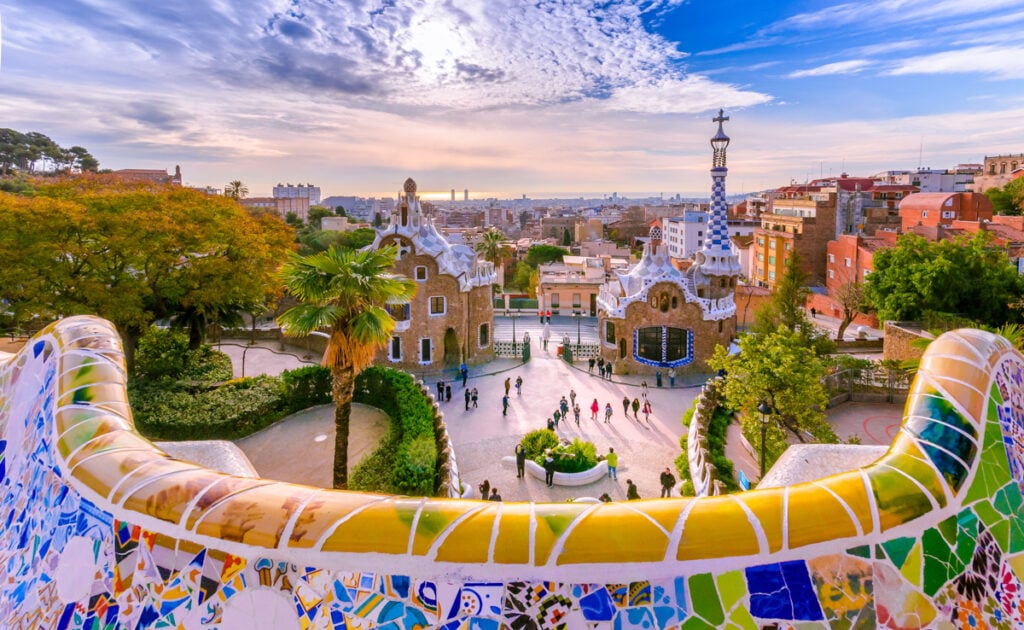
[[2, 316, 1024, 628]]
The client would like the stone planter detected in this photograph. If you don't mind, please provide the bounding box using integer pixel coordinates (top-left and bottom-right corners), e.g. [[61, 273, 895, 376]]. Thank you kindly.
[[502, 456, 608, 486]]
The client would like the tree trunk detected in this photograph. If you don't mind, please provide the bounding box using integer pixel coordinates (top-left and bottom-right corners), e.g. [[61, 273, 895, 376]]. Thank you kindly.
[[331, 365, 356, 489], [836, 310, 854, 342], [188, 318, 203, 350], [119, 325, 143, 376]]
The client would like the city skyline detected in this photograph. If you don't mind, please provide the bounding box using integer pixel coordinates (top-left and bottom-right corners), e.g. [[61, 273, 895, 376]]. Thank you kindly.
[[1, 0, 1022, 198]]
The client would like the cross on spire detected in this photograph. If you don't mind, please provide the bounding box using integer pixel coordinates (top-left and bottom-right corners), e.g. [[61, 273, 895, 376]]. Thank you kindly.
[[713, 109, 729, 125]]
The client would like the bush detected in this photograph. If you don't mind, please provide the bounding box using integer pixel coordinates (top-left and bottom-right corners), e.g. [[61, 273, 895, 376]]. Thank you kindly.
[[134, 327, 232, 382], [552, 438, 598, 473], [280, 366, 331, 411], [522, 429, 560, 463]]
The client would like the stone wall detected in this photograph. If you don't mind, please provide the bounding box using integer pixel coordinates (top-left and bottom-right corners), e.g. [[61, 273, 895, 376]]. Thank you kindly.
[[686, 378, 727, 497], [883, 321, 934, 362], [4, 317, 1024, 629]]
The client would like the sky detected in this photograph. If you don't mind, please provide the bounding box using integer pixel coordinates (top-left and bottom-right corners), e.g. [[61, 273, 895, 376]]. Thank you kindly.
[[1, 0, 1023, 199]]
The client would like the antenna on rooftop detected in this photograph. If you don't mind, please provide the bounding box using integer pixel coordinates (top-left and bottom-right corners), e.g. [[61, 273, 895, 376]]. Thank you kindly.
[[918, 138, 923, 170]]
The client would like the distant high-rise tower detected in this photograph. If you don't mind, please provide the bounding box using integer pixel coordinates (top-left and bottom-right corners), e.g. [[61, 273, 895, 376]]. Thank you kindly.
[[451, 188, 455, 201], [464, 189, 469, 201]]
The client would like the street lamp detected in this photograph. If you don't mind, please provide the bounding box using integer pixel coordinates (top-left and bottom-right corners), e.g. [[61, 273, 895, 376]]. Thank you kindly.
[[505, 309, 520, 354], [757, 401, 772, 481], [573, 310, 582, 347]]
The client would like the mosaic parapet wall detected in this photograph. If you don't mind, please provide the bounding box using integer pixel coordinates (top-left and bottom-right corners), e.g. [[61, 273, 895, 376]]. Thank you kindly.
[[2, 317, 1024, 628]]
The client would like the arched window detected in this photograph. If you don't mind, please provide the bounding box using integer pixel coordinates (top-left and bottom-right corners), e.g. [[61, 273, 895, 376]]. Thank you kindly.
[[618, 338, 626, 359], [634, 326, 692, 366], [479, 323, 489, 347], [605, 321, 616, 345]]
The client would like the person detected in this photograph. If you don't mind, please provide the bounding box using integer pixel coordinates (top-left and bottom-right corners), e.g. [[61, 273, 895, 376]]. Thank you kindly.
[[515, 443, 527, 479], [597, 356, 605, 375], [604, 402, 613, 424], [590, 398, 600, 421], [546, 309, 552, 323], [642, 399, 652, 423], [515, 375, 523, 395], [622, 396, 630, 418], [606, 447, 618, 480], [543, 450, 556, 487], [810, 306, 817, 318], [631, 397, 641, 420], [523, 331, 531, 349], [626, 479, 640, 500], [542, 326, 550, 350], [668, 367, 676, 387], [539, 309, 545, 324], [436, 380, 444, 400], [660, 467, 676, 498], [478, 479, 490, 499], [553, 409, 561, 428], [588, 357, 595, 374], [641, 380, 648, 398], [471, 387, 479, 408], [504, 377, 511, 396], [559, 396, 569, 417], [599, 492, 613, 502], [464, 388, 471, 411], [461, 363, 469, 388], [547, 417, 555, 431], [502, 394, 509, 416], [445, 383, 452, 402], [489, 488, 502, 501], [573, 403, 581, 426], [569, 389, 577, 406], [605, 362, 613, 380]]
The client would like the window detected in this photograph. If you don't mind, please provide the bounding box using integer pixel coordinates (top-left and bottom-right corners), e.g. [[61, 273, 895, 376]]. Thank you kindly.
[[429, 296, 446, 315], [605, 321, 616, 344], [419, 338, 432, 363], [844, 257, 851, 267], [785, 243, 791, 251], [551, 294, 560, 309], [390, 336, 401, 361], [479, 323, 489, 347], [386, 303, 410, 321], [757, 237, 764, 246], [757, 253, 764, 262], [697, 240, 702, 247], [635, 326, 690, 365], [769, 240, 776, 250], [941, 210, 955, 219], [829, 269, 835, 279], [768, 255, 775, 265], [863, 269, 870, 278], [671, 296, 678, 309], [1001, 163, 1007, 174], [769, 271, 776, 280], [415, 266, 428, 281], [697, 231, 703, 237], [572, 293, 581, 308]]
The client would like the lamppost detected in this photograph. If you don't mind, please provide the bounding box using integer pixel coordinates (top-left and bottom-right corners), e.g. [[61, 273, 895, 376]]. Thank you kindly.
[[757, 401, 772, 481], [505, 309, 519, 353], [572, 310, 582, 348]]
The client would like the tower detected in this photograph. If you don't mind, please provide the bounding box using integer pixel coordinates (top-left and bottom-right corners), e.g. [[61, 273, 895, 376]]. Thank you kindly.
[[695, 110, 742, 279]]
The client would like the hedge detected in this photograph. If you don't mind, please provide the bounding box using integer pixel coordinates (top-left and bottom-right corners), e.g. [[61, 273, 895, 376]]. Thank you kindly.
[[352, 366, 438, 496], [129, 366, 331, 441]]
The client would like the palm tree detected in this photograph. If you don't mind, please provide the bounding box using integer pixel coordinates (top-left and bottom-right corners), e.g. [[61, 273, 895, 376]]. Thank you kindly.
[[277, 245, 416, 488], [476, 227, 509, 288], [224, 180, 248, 199]]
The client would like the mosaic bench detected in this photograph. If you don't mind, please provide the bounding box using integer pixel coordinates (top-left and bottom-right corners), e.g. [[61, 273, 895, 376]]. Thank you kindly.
[[1, 315, 1023, 628]]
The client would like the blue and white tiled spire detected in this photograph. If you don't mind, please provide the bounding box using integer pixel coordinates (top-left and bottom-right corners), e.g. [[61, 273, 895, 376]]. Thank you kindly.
[[697, 109, 742, 277]]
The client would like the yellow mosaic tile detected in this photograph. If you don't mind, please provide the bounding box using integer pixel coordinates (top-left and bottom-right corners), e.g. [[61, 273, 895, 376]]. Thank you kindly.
[[786, 478, 861, 550], [677, 495, 759, 560], [556, 503, 669, 564]]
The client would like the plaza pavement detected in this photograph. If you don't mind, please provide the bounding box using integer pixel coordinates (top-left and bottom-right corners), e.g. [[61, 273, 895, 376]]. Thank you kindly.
[[219, 337, 905, 502]]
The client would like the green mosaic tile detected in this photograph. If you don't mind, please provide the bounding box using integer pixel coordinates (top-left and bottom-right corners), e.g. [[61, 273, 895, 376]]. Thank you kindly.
[[725, 604, 757, 630], [847, 545, 871, 559], [965, 439, 1012, 504], [989, 518, 1010, 552], [973, 499, 1003, 528], [688, 573, 724, 627], [715, 570, 745, 611], [880, 536, 915, 569], [954, 509, 979, 568], [936, 513, 959, 545], [922, 527, 964, 596], [1009, 516, 1024, 554], [679, 615, 716, 630]]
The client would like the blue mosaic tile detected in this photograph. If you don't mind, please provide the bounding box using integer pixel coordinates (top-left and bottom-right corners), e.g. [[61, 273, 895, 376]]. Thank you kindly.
[[746, 560, 824, 621], [580, 587, 615, 621]]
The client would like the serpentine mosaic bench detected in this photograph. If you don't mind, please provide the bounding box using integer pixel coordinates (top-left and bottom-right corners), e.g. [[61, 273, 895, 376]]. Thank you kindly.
[[2, 316, 1023, 628]]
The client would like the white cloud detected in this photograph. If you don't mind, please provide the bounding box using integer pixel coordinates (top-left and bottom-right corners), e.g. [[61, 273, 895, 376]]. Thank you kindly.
[[788, 59, 870, 78], [769, 0, 1024, 32], [600, 75, 771, 114], [887, 45, 1024, 80]]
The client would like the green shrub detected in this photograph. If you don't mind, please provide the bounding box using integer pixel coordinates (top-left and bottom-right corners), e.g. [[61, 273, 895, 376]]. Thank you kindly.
[[350, 434, 400, 492], [280, 366, 331, 411], [180, 347, 233, 382], [391, 435, 436, 495], [522, 429, 560, 463], [135, 328, 190, 380], [552, 438, 597, 473]]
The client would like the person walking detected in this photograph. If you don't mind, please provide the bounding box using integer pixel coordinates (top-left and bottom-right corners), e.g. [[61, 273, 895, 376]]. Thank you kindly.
[[502, 394, 509, 417], [588, 357, 595, 374], [478, 479, 490, 499], [626, 479, 640, 500], [631, 397, 641, 420], [543, 450, 556, 487], [553, 408, 561, 429], [604, 402, 613, 424], [668, 367, 676, 387], [642, 399, 652, 423], [504, 377, 511, 396], [569, 389, 577, 407], [605, 362, 613, 380], [515, 375, 523, 395], [641, 380, 648, 398], [445, 383, 452, 402], [590, 398, 600, 421], [559, 396, 569, 417], [464, 388, 471, 411], [436, 380, 444, 400], [606, 447, 618, 480], [471, 387, 479, 408], [660, 467, 676, 498], [572, 403, 581, 426], [547, 417, 555, 431], [542, 326, 550, 350], [461, 363, 469, 388], [622, 396, 630, 418], [515, 443, 527, 479], [810, 307, 817, 318], [489, 488, 502, 501], [597, 356, 605, 375]]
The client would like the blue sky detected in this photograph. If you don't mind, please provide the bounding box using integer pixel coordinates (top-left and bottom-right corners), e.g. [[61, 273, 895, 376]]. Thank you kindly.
[[1, 0, 1022, 199]]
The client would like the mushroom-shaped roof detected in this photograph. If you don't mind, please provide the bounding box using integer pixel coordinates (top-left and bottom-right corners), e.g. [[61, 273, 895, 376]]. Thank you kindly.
[[404, 178, 417, 194]]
